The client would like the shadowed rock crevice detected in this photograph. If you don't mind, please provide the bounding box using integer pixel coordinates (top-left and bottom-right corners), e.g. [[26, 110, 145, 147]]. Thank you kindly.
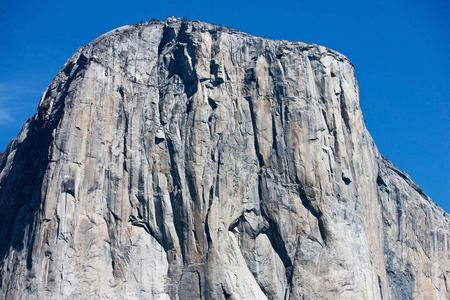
[[245, 96, 265, 168], [159, 23, 199, 99]]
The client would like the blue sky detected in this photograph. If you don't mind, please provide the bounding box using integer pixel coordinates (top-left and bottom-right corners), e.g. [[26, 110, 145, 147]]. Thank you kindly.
[[0, 0, 448, 212]]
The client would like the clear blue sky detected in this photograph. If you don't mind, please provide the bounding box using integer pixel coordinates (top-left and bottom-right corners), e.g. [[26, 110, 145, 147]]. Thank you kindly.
[[0, 0, 448, 212]]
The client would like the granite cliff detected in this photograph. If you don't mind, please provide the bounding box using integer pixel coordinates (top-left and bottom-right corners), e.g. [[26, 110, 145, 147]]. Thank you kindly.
[[0, 19, 449, 299]]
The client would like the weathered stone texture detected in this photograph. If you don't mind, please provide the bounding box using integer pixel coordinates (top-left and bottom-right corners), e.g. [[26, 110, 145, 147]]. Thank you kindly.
[[0, 20, 449, 299]]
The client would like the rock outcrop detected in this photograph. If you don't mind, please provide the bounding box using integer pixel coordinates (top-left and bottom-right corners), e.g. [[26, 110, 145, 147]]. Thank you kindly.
[[0, 19, 449, 299]]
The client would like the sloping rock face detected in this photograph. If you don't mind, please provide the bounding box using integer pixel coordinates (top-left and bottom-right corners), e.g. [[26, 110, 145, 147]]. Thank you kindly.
[[0, 20, 449, 299]]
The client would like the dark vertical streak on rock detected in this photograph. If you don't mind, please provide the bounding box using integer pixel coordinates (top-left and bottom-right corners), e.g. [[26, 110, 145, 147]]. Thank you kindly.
[[378, 275, 384, 300], [204, 187, 214, 245], [26, 218, 37, 270], [245, 97, 265, 168], [185, 164, 204, 256], [271, 114, 278, 156], [339, 81, 351, 131], [321, 109, 331, 133], [166, 137, 185, 262], [155, 185, 169, 251]]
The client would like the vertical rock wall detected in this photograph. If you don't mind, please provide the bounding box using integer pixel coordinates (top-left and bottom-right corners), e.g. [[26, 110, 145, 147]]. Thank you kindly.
[[0, 20, 449, 299]]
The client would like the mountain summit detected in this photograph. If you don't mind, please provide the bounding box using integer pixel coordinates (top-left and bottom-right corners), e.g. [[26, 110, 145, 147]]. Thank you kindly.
[[0, 19, 449, 299]]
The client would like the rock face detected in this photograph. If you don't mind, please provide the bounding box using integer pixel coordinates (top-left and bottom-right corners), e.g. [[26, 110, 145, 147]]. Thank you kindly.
[[0, 19, 449, 299]]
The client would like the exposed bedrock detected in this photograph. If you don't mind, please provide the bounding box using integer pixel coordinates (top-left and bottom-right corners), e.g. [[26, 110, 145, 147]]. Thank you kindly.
[[0, 20, 449, 299]]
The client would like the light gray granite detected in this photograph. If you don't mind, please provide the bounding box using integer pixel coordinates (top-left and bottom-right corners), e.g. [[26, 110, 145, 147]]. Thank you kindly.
[[0, 19, 448, 299]]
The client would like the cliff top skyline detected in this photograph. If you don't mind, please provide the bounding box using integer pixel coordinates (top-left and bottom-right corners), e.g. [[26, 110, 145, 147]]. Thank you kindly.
[[0, 0, 448, 213]]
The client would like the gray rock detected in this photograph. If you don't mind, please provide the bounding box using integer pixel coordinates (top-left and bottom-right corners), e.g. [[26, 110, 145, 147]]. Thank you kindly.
[[0, 19, 448, 299]]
